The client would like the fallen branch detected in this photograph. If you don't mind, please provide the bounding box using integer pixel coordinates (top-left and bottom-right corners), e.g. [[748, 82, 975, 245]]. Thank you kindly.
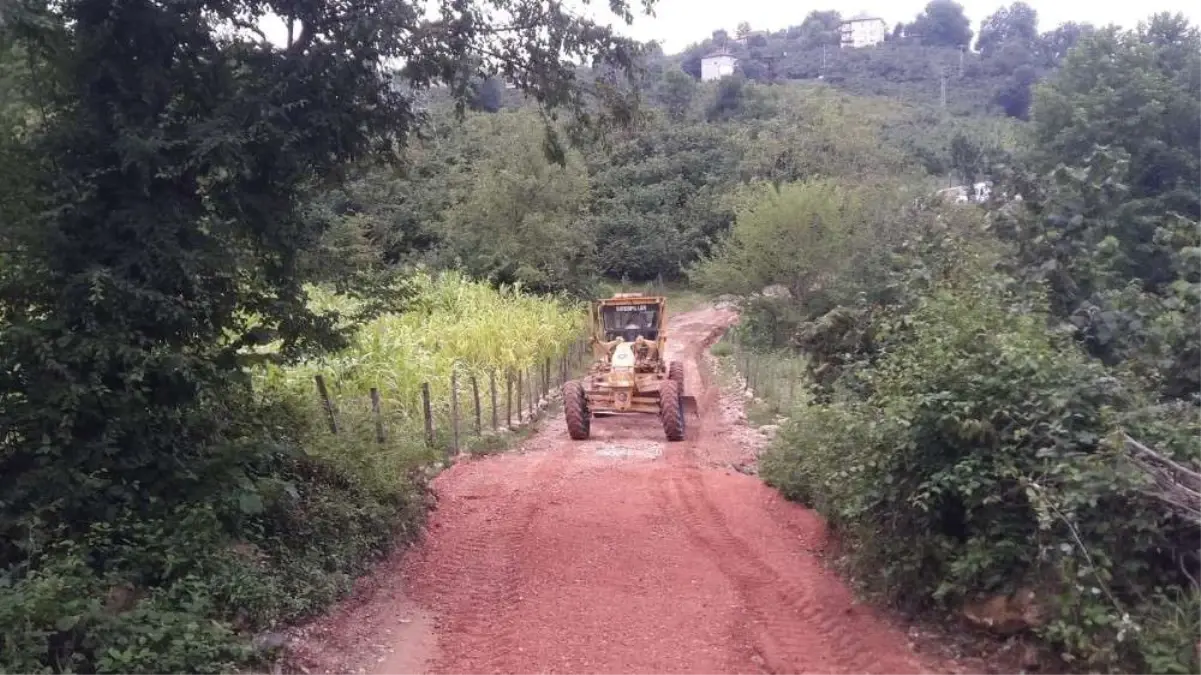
[[1122, 433, 1201, 526]]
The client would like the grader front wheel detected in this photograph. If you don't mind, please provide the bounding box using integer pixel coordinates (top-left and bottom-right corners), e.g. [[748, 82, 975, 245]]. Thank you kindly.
[[660, 379, 685, 441], [563, 380, 590, 440]]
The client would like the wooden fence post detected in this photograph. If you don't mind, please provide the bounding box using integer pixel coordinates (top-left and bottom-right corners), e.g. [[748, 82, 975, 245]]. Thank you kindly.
[[490, 369, 499, 431], [369, 387, 385, 444], [544, 357, 551, 398], [471, 373, 481, 436], [314, 374, 338, 434], [506, 371, 513, 428], [450, 368, 460, 455], [527, 367, 534, 419], [421, 382, 434, 447], [516, 369, 523, 423]]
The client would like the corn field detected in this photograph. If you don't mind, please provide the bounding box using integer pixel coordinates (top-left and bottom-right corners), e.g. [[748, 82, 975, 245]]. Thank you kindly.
[[251, 271, 589, 481]]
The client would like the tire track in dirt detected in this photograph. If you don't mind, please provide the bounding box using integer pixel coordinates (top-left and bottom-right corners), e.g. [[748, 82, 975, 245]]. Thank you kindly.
[[406, 442, 579, 673], [661, 463, 928, 675], [289, 305, 952, 675]]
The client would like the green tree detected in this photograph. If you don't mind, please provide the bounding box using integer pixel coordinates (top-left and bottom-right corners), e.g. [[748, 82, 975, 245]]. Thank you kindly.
[[948, 132, 985, 184], [0, 0, 652, 669], [795, 10, 844, 49], [470, 76, 505, 113], [736, 86, 917, 185], [995, 14, 1200, 397], [586, 120, 740, 280], [1031, 13, 1200, 216], [659, 68, 698, 121], [976, 2, 1039, 57], [689, 179, 913, 302], [1038, 21, 1093, 64], [436, 111, 594, 295], [994, 63, 1037, 118], [706, 72, 747, 121], [908, 0, 974, 48]]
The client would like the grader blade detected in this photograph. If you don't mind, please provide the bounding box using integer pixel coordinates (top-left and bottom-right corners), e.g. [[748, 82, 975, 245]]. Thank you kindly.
[[681, 395, 699, 418]]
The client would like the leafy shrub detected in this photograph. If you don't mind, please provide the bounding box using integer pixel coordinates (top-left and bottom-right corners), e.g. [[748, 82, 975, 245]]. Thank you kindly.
[[762, 278, 1200, 672], [0, 417, 424, 674]]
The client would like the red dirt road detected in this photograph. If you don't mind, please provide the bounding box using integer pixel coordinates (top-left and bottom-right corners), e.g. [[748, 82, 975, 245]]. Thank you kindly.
[[288, 307, 947, 675]]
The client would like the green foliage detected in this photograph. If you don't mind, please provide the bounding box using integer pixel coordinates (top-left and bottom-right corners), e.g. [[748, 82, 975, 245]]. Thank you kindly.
[[1030, 14, 1200, 216], [996, 16, 1201, 401], [907, 0, 975, 48], [0, 0, 654, 670], [257, 271, 584, 478], [300, 72, 1031, 294], [763, 278, 1199, 672], [976, 2, 1040, 56], [658, 68, 697, 122], [0, 404, 425, 673], [585, 116, 739, 281], [434, 111, 596, 295], [690, 176, 947, 350], [690, 179, 902, 300], [759, 273, 1201, 667], [734, 85, 923, 183], [742, 17, 1200, 668], [706, 74, 749, 121]]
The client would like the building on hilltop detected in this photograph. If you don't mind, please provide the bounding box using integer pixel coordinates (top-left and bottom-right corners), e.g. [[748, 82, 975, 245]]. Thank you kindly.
[[840, 13, 887, 48], [700, 48, 738, 81]]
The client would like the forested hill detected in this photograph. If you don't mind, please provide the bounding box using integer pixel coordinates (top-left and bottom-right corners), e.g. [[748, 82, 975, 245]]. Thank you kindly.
[[658, 2, 1092, 119], [326, 79, 1024, 293], [456, 2, 1074, 122]]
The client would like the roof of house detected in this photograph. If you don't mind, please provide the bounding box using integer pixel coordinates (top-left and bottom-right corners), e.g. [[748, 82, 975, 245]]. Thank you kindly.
[[841, 12, 885, 24], [702, 48, 737, 60]]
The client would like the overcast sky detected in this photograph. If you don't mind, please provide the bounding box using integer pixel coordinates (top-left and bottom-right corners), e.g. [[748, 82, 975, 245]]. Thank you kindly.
[[580, 0, 1201, 53]]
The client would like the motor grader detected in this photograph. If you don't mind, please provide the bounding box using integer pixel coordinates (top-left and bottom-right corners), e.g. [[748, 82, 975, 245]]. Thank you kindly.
[[562, 293, 697, 441]]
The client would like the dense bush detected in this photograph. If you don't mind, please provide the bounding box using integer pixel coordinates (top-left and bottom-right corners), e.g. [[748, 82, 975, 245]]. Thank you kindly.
[[0, 396, 425, 674], [0, 270, 581, 673], [761, 275, 1199, 671], [719, 19, 1200, 668]]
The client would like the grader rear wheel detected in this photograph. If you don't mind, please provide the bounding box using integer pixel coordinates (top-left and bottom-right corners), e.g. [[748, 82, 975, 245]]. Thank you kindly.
[[660, 379, 685, 442], [563, 380, 590, 440]]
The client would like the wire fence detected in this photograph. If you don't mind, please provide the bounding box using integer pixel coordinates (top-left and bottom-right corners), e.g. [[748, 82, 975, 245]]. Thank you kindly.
[[303, 335, 594, 463], [720, 331, 810, 418]]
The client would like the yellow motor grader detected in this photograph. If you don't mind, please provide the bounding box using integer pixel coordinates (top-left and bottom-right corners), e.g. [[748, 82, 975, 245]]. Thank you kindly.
[[562, 293, 696, 441]]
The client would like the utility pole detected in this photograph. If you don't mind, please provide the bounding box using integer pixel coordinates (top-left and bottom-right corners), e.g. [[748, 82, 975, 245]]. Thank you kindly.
[[959, 46, 965, 77], [821, 43, 828, 75], [940, 72, 948, 109]]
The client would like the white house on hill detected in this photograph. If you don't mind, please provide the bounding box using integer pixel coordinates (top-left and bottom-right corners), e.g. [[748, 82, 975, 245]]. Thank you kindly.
[[840, 13, 887, 48], [701, 49, 737, 81]]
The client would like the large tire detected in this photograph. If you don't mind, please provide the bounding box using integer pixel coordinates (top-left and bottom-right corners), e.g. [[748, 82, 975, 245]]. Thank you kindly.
[[668, 361, 685, 396], [660, 379, 685, 442], [563, 380, 590, 440]]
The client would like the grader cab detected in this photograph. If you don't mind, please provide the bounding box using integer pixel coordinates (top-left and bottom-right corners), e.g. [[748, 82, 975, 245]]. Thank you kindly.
[[561, 293, 696, 441]]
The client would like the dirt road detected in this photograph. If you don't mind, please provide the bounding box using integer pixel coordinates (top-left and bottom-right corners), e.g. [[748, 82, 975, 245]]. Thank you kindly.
[[289, 307, 946, 675]]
